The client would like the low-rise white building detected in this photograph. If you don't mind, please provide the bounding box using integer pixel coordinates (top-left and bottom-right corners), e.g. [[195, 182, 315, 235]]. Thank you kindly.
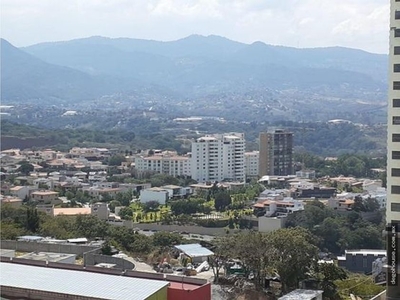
[[140, 187, 169, 204], [253, 198, 304, 217], [161, 185, 192, 199], [135, 154, 191, 177], [9, 186, 35, 200]]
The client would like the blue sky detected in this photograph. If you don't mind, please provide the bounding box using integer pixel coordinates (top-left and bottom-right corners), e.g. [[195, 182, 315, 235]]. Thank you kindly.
[[1, 0, 389, 53]]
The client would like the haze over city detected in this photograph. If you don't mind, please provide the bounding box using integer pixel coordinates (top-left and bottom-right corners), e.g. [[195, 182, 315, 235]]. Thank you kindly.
[[1, 0, 389, 53]]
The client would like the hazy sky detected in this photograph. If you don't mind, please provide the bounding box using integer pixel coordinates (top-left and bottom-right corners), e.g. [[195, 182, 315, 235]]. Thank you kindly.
[[1, 0, 389, 53]]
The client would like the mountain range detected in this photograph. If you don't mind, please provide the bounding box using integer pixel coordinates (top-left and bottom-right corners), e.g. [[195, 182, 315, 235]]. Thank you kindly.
[[1, 35, 388, 105]]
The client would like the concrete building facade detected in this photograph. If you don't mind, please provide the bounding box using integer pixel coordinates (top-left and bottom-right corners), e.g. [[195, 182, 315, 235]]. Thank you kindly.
[[140, 188, 169, 204], [135, 155, 191, 177], [387, 1, 400, 298], [191, 133, 245, 183], [259, 130, 293, 177], [245, 151, 259, 177]]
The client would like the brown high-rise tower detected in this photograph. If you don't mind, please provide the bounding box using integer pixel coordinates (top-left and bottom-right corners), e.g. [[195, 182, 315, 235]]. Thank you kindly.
[[258, 130, 293, 177]]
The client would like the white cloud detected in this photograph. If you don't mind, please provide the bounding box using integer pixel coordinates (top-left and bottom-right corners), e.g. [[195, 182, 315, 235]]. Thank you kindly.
[[0, 0, 389, 53]]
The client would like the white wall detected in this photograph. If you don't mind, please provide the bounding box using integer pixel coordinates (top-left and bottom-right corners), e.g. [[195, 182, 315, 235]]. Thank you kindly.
[[258, 216, 286, 233], [140, 189, 168, 204]]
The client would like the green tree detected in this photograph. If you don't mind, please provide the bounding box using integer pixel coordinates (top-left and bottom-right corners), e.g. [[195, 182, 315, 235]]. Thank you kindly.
[[109, 200, 122, 213], [75, 215, 108, 239], [0, 222, 25, 239], [108, 155, 126, 166], [364, 197, 380, 212], [115, 191, 133, 206], [26, 208, 40, 233], [152, 231, 182, 248], [39, 215, 75, 239], [143, 200, 160, 213], [118, 207, 133, 220], [65, 191, 75, 200], [315, 217, 343, 254], [316, 263, 348, 298], [214, 192, 231, 211], [101, 240, 113, 255], [100, 193, 113, 202], [17, 162, 34, 175], [266, 227, 319, 292], [352, 196, 366, 212]]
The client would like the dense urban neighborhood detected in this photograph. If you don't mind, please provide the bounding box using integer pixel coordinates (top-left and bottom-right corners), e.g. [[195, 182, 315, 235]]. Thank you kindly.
[[0, 132, 389, 299]]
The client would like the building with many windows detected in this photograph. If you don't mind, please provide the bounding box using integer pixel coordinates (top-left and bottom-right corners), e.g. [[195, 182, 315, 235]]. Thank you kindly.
[[258, 130, 293, 177], [245, 151, 259, 177], [135, 153, 191, 177], [387, 1, 400, 298], [190, 133, 245, 183]]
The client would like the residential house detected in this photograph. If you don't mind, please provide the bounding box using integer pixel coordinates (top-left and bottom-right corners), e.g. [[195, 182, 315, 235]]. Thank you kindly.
[[31, 190, 60, 205], [91, 202, 109, 220], [81, 186, 122, 200], [9, 186, 35, 200], [253, 198, 304, 217], [119, 183, 151, 194], [1, 196, 23, 207], [298, 186, 336, 199], [328, 198, 354, 211], [161, 185, 192, 199]]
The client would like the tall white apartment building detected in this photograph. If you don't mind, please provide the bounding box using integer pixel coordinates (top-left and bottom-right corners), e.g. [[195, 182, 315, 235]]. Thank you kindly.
[[135, 155, 191, 177], [191, 133, 245, 183], [386, 2, 400, 298], [245, 151, 259, 177]]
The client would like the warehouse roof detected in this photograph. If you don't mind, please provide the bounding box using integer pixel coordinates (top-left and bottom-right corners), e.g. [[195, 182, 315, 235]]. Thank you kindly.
[[175, 244, 214, 258], [0, 262, 169, 300]]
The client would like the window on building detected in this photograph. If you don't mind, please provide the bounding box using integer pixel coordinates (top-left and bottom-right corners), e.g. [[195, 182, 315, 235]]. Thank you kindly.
[[394, 99, 400, 107], [393, 151, 400, 159], [393, 134, 400, 142], [392, 168, 400, 177], [392, 203, 400, 212], [391, 185, 400, 194], [396, 11, 400, 20], [396, 47, 400, 55], [394, 117, 400, 125], [396, 29, 400, 37], [394, 81, 400, 90], [395, 64, 400, 72]]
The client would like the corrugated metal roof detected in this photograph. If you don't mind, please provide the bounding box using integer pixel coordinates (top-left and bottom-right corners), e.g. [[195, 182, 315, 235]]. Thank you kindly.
[[0, 262, 168, 300], [278, 289, 324, 300], [175, 244, 214, 257]]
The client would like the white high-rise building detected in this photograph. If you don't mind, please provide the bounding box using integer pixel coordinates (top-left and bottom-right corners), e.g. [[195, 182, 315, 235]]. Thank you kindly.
[[191, 133, 245, 183], [386, 1, 400, 298]]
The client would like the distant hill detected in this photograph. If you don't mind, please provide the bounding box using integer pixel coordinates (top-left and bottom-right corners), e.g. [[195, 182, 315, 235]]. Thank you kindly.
[[0, 39, 140, 104], [1, 35, 388, 104]]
